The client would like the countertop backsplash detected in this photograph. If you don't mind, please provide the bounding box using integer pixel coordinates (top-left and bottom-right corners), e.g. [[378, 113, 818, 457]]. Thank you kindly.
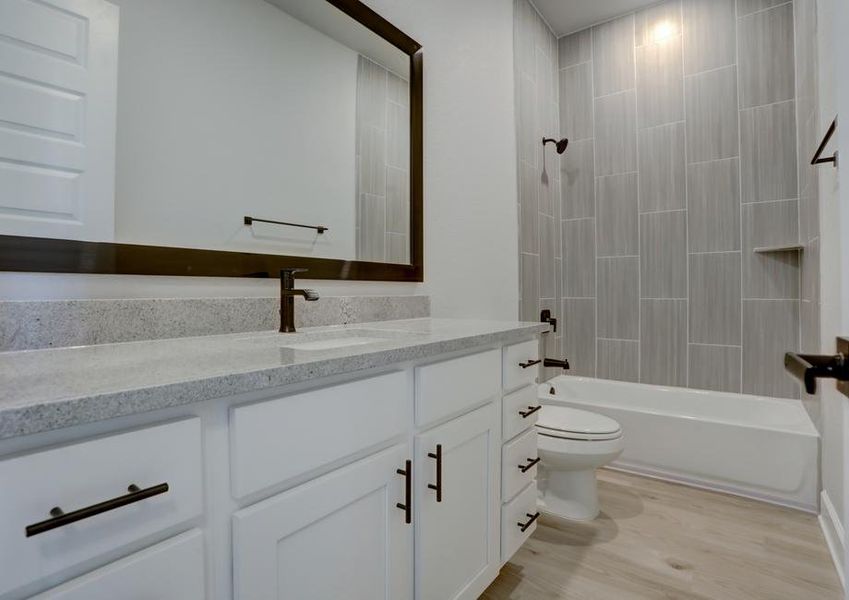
[[0, 295, 430, 352]]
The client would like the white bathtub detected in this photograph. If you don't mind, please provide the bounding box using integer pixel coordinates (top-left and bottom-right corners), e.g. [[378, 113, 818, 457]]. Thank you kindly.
[[540, 376, 820, 512]]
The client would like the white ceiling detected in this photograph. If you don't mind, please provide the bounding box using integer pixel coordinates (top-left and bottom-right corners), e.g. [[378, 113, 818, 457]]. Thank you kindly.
[[532, 0, 659, 37]]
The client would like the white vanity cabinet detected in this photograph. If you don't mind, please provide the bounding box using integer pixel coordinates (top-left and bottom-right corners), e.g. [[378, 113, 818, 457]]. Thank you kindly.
[[232, 443, 414, 600], [415, 403, 500, 600], [0, 334, 542, 600]]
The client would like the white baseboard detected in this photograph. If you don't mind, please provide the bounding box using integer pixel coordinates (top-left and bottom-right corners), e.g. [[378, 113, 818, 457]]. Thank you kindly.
[[819, 490, 846, 591]]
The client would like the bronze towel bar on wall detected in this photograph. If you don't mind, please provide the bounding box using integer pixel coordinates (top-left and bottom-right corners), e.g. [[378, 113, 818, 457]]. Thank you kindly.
[[811, 117, 838, 167], [244, 215, 328, 234]]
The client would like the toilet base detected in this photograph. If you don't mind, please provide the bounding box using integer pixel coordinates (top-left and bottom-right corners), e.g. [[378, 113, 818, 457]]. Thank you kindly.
[[538, 468, 599, 521]]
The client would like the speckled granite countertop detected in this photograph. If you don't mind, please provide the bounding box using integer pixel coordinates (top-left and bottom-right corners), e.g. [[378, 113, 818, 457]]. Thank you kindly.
[[0, 318, 547, 440]]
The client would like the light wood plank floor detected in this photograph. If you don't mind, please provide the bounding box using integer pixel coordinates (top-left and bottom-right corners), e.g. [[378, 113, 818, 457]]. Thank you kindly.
[[482, 469, 842, 600]]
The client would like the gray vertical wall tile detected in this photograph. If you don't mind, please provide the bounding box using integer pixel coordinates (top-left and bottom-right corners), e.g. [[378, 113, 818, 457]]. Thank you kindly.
[[561, 139, 595, 218], [688, 344, 742, 392], [640, 211, 688, 298], [592, 14, 636, 97], [636, 35, 684, 128], [521, 253, 540, 322], [519, 161, 539, 254], [562, 298, 596, 376], [740, 101, 798, 203], [737, 0, 788, 17], [597, 257, 640, 339], [559, 63, 594, 141], [358, 126, 387, 195], [559, 28, 592, 68], [595, 90, 638, 176], [562, 219, 596, 297], [636, 1, 682, 47], [738, 3, 795, 108], [638, 122, 686, 212], [517, 74, 536, 165], [687, 158, 741, 252], [742, 299, 799, 398], [598, 339, 641, 382], [387, 72, 409, 106], [682, 0, 736, 75], [386, 102, 409, 170], [689, 252, 742, 345], [685, 66, 739, 163], [360, 193, 386, 261], [640, 299, 688, 386], [742, 200, 800, 299], [385, 233, 408, 264], [386, 167, 409, 234], [596, 173, 639, 257], [540, 215, 556, 299]]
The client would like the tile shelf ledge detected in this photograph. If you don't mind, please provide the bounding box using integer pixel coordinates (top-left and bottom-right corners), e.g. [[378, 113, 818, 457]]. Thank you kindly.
[[752, 244, 805, 253]]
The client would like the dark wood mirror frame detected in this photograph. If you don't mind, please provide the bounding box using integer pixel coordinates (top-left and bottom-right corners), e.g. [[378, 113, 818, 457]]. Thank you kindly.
[[0, 0, 423, 282]]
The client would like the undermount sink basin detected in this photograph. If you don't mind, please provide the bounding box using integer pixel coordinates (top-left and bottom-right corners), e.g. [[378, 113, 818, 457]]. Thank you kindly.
[[240, 328, 423, 351]]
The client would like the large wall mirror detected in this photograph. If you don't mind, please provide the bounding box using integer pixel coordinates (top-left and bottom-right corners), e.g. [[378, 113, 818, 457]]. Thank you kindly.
[[0, 0, 423, 281]]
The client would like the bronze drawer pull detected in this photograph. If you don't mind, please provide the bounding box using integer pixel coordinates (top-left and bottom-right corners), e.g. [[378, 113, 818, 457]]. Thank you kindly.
[[519, 457, 540, 473], [427, 444, 442, 502], [518, 359, 541, 369], [396, 460, 412, 524], [25, 483, 169, 538], [519, 405, 542, 419], [518, 512, 540, 532]]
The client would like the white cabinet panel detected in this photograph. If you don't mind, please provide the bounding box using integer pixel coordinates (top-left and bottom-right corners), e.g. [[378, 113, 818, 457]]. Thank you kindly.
[[0, 418, 203, 598], [231, 371, 408, 498], [233, 443, 413, 600], [501, 483, 539, 564], [502, 340, 540, 392], [0, 0, 118, 241], [415, 350, 500, 427], [501, 428, 538, 502], [415, 402, 500, 600], [31, 530, 205, 600], [502, 384, 540, 441]]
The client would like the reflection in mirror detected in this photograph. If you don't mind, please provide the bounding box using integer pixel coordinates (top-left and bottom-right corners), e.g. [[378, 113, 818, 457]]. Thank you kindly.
[[0, 0, 412, 265]]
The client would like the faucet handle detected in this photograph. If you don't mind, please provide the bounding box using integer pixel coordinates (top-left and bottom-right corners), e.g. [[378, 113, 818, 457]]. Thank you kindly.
[[280, 268, 308, 276]]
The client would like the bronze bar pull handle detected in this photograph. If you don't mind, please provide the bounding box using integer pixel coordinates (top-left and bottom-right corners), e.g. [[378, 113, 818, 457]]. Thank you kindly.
[[518, 512, 540, 533], [519, 457, 540, 473], [396, 460, 412, 524], [519, 359, 541, 369], [428, 444, 442, 502], [519, 405, 542, 419], [25, 483, 169, 538]]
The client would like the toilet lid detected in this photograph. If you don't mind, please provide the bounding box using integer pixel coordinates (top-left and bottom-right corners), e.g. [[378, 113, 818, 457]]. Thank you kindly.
[[536, 405, 622, 441]]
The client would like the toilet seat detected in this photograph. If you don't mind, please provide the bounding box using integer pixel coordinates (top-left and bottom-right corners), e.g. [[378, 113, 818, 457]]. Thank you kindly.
[[536, 405, 622, 441]]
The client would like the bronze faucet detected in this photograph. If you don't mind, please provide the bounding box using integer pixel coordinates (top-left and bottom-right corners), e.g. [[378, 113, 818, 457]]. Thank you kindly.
[[279, 268, 319, 333]]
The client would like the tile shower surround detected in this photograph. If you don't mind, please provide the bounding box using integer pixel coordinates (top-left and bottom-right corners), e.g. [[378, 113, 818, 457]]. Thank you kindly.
[[515, 0, 808, 399]]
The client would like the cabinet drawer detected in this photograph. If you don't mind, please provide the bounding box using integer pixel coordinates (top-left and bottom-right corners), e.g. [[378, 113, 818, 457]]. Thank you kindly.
[[415, 349, 500, 427], [501, 482, 539, 563], [32, 530, 205, 600], [503, 340, 539, 392], [231, 371, 408, 498], [502, 385, 540, 441], [0, 418, 203, 598], [501, 428, 538, 502]]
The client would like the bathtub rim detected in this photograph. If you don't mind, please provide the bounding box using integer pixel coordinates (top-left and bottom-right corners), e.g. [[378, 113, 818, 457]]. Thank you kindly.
[[540, 375, 819, 438]]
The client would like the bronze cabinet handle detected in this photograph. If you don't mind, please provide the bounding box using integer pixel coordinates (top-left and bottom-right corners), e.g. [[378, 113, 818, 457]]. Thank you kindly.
[[518, 457, 540, 473], [518, 359, 541, 369], [519, 405, 542, 419], [427, 444, 442, 502], [25, 483, 169, 538], [396, 460, 412, 524], [518, 512, 540, 532]]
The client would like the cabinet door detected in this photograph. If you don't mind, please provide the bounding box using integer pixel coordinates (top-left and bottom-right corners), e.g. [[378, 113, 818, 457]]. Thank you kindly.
[[32, 530, 205, 600], [415, 402, 500, 600], [233, 443, 413, 600]]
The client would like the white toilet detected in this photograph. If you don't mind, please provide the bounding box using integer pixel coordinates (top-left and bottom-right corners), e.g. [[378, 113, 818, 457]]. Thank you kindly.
[[535, 405, 624, 521]]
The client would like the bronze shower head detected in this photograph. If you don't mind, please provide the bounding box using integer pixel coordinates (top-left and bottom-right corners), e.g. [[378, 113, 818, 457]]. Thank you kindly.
[[542, 137, 569, 154]]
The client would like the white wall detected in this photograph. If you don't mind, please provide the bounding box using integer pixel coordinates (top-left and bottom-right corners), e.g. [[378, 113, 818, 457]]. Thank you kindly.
[[817, 0, 849, 589], [0, 0, 519, 321], [112, 0, 357, 260]]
